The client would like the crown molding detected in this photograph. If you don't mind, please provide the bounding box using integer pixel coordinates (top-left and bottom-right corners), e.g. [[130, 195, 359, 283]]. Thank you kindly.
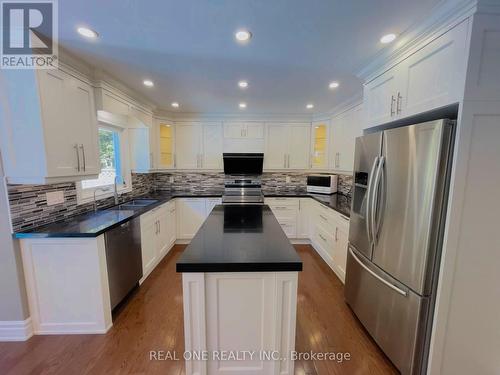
[[312, 93, 363, 122], [356, 0, 478, 83], [157, 111, 313, 123]]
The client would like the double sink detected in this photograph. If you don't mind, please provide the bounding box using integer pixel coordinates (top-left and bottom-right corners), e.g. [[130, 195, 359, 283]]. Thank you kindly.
[[109, 198, 159, 212]]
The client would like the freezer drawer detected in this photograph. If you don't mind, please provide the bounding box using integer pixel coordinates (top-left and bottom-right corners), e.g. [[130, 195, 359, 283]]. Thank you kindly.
[[345, 246, 429, 375]]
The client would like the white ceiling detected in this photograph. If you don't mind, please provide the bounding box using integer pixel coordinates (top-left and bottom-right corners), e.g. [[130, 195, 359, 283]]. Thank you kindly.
[[58, 0, 441, 115]]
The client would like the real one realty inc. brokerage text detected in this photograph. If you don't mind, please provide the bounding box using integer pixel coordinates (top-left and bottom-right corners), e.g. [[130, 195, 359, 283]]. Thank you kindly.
[[150, 350, 352, 363]]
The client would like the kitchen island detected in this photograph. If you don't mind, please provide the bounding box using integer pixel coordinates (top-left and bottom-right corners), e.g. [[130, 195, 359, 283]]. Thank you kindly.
[[176, 204, 302, 375]]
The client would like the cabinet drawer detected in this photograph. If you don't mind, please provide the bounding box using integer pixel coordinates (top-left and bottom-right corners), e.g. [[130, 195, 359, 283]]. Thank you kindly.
[[277, 219, 297, 238], [265, 197, 299, 207], [313, 224, 335, 259]]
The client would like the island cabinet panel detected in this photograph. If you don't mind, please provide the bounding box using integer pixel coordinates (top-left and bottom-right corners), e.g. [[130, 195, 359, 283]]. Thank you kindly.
[[182, 272, 298, 375], [19, 236, 112, 334]]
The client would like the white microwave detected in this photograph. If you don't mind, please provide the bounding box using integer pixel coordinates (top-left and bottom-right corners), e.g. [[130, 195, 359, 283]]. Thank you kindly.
[[306, 175, 338, 194]]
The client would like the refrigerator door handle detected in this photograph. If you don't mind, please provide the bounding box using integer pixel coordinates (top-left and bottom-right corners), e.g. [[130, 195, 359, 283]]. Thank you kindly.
[[371, 156, 385, 242], [374, 156, 386, 241], [366, 157, 379, 245], [349, 247, 408, 297]]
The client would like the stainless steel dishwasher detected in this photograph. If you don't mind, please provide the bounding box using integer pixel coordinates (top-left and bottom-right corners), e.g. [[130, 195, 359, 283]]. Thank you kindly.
[[104, 218, 143, 310]]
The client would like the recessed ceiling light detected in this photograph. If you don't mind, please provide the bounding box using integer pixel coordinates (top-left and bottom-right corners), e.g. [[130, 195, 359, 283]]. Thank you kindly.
[[235, 29, 252, 43], [306, 103, 314, 109], [239, 102, 247, 109], [380, 33, 397, 44], [143, 79, 154, 87], [238, 80, 248, 89], [171, 102, 179, 108], [77, 27, 98, 38], [329, 81, 340, 89]]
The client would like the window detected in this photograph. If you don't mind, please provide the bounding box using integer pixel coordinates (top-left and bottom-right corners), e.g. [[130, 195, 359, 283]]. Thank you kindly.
[[77, 124, 131, 204]]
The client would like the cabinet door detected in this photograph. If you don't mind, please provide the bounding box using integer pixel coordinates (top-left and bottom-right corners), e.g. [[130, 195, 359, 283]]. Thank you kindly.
[[177, 198, 207, 239], [206, 198, 222, 215], [223, 122, 244, 138], [297, 198, 310, 238], [167, 202, 177, 248], [245, 123, 264, 138], [310, 121, 329, 169], [288, 124, 310, 169], [339, 105, 363, 172], [400, 20, 468, 117], [363, 69, 399, 127], [265, 124, 288, 169], [67, 77, 100, 176], [140, 213, 158, 278], [333, 225, 349, 283], [156, 205, 170, 258], [202, 123, 223, 169], [157, 123, 175, 169], [329, 119, 343, 170], [129, 127, 151, 172], [38, 70, 80, 177], [175, 123, 201, 169]]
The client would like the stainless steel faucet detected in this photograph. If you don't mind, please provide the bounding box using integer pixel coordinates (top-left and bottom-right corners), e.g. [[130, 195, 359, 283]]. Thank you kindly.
[[114, 175, 120, 205]]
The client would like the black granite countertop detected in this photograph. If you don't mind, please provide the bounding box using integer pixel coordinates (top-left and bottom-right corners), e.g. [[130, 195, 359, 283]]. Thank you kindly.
[[176, 205, 303, 273], [14, 190, 350, 238]]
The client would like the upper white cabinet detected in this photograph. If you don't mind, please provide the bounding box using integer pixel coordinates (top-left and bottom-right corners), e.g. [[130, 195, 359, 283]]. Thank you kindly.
[[175, 122, 223, 170], [223, 122, 264, 139], [154, 121, 176, 169], [363, 20, 468, 128], [0, 68, 99, 184], [264, 123, 310, 169], [330, 104, 363, 173]]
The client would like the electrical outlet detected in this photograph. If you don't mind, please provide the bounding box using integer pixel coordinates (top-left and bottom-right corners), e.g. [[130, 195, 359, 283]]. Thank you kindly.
[[46, 191, 65, 206], [285, 176, 291, 184]]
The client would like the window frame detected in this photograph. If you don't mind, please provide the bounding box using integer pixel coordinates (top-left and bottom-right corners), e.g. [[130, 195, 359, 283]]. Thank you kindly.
[[76, 122, 132, 205]]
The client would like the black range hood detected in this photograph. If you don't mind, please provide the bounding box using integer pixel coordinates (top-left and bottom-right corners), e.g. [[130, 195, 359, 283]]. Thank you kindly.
[[223, 153, 264, 175]]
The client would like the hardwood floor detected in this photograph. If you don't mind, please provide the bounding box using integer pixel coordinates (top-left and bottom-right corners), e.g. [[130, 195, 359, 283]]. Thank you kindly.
[[0, 245, 397, 375]]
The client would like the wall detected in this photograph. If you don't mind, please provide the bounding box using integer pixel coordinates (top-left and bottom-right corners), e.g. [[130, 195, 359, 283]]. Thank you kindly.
[[8, 173, 153, 232], [7, 171, 352, 232], [0, 159, 29, 321]]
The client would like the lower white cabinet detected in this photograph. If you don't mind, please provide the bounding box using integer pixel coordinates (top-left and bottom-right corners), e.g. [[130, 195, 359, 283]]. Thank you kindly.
[[206, 197, 222, 214], [140, 201, 175, 282], [176, 198, 208, 239], [265, 198, 299, 238], [297, 198, 310, 238]]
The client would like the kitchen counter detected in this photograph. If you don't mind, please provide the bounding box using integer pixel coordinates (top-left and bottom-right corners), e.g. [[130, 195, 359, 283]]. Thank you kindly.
[[14, 190, 350, 238], [176, 204, 303, 273]]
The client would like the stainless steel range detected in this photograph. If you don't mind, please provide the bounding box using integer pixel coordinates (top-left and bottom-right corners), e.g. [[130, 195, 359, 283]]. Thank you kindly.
[[222, 153, 264, 204], [222, 177, 264, 204]]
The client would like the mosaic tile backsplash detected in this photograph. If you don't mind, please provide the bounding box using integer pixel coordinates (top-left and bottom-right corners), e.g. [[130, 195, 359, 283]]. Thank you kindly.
[[7, 172, 352, 232]]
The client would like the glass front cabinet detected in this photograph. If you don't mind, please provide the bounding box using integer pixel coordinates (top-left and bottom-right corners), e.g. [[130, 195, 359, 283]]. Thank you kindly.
[[310, 121, 329, 169], [156, 122, 175, 169]]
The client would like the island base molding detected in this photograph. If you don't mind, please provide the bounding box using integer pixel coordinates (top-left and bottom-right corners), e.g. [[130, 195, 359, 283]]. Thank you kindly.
[[182, 272, 298, 375]]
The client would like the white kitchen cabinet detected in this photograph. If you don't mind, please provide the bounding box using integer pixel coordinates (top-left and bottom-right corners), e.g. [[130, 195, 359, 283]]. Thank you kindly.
[[363, 20, 468, 128], [399, 20, 468, 118], [202, 123, 223, 169], [297, 198, 310, 238], [140, 202, 175, 282], [265, 198, 299, 238], [264, 123, 310, 170], [332, 215, 349, 282], [175, 122, 222, 170], [0, 68, 100, 184], [223, 122, 264, 139], [175, 123, 201, 169], [140, 211, 158, 281], [155, 121, 176, 169], [177, 198, 207, 239], [330, 104, 363, 173], [129, 127, 151, 172]]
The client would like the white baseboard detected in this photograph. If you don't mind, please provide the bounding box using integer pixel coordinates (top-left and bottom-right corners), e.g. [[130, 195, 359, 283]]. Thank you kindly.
[[0, 318, 33, 342]]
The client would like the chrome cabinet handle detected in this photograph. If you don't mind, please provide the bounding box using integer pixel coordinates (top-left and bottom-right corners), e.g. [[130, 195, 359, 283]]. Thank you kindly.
[[274, 206, 289, 210], [287, 154, 290, 168], [397, 92, 402, 114], [173, 153, 176, 168], [349, 247, 408, 297], [79, 144, 86, 172], [150, 152, 154, 168], [335, 227, 338, 241], [318, 233, 327, 242], [284, 154, 287, 168], [74, 144, 80, 172], [366, 157, 379, 245], [390, 95, 396, 116], [319, 214, 328, 222]]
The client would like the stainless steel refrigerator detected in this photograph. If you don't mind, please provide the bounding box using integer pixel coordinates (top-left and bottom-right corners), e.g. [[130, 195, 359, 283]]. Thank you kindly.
[[345, 119, 454, 375]]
